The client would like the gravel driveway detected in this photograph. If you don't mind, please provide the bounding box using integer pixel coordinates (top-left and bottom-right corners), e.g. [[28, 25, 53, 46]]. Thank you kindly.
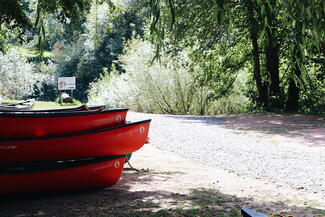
[[128, 112, 325, 196]]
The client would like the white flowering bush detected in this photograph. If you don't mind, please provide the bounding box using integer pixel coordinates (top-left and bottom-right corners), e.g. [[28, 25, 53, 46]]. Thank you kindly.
[[88, 40, 213, 114], [0, 48, 46, 99], [21, 57, 58, 101]]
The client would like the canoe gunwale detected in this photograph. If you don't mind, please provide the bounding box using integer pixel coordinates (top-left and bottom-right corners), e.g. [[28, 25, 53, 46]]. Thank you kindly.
[[0, 108, 128, 118], [0, 155, 126, 175]]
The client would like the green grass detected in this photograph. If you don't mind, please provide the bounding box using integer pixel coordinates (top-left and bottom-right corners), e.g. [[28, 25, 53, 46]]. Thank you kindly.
[[33, 100, 82, 110], [16, 46, 53, 58], [150, 207, 240, 217], [313, 209, 325, 215]]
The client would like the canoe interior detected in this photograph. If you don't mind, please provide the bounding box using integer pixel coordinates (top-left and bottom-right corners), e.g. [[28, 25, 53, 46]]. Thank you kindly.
[[0, 104, 106, 113]]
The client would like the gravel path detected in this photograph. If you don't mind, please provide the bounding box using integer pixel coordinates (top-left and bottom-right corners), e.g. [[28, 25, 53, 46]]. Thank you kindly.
[[128, 112, 325, 196]]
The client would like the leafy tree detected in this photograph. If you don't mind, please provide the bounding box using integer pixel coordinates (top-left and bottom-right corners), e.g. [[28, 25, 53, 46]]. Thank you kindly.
[[0, 0, 91, 55], [149, 0, 325, 112], [0, 0, 31, 30], [56, 0, 147, 101]]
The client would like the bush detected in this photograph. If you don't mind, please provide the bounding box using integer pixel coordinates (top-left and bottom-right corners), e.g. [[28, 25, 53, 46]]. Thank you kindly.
[[0, 48, 57, 100], [53, 1, 147, 102], [88, 40, 248, 114], [31, 59, 58, 101], [0, 48, 37, 99]]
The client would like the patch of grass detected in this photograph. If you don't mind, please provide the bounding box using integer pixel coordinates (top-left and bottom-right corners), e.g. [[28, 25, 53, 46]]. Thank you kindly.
[[185, 208, 200, 216], [313, 209, 325, 215], [33, 100, 82, 110], [55, 97, 82, 107], [17, 46, 53, 58], [190, 189, 234, 206], [148, 207, 241, 217]]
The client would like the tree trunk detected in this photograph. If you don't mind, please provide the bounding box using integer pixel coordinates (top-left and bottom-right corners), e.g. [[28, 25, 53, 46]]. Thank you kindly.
[[266, 46, 280, 96], [286, 66, 301, 111], [264, 0, 280, 98], [245, 0, 268, 107], [286, 6, 303, 112]]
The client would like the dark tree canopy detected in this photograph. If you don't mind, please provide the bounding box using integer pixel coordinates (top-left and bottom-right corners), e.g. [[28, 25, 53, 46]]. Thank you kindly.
[[0, 0, 31, 29], [149, 0, 325, 112], [0, 0, 91, 29]]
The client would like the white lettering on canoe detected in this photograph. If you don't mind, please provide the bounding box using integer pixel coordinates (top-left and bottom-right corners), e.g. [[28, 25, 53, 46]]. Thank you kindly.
[[114, 160, 121, 169], [115, 115, 122, 123], [0, 145, 18, 150], [139, 126, 145, 134]]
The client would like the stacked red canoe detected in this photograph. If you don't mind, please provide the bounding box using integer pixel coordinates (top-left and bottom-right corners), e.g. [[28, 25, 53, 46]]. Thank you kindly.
[[0, 106, 151, 195]]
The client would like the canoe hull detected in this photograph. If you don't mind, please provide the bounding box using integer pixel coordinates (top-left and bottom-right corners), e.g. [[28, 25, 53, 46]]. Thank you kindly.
[[0, 156, 125, 195], [0, 120, 150, 164], [0, 108, 128, 138]]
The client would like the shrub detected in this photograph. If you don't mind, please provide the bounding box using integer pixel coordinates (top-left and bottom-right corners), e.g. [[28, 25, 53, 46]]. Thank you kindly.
[[0, 48, 56, 100], [88, 40, 248, 114], [0, 48, 37, 99]]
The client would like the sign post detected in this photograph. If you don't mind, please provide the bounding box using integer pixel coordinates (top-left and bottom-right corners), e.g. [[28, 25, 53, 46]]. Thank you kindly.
[[58, 77, 76, 100]]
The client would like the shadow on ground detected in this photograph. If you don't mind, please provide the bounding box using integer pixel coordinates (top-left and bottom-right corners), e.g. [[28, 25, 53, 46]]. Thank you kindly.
[[166, 113, 325, 147], [0, 169, 324, 217]]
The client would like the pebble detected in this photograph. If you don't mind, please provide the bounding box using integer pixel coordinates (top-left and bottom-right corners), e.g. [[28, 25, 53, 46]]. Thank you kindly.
[[128, 112, 325, 195]]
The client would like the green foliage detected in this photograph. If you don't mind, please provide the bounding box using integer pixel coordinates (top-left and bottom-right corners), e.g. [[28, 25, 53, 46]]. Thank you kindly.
[[0, 0, 31, 30], [55, 38, 84, 77], [0, 0, 90, 56], [89, 40, 202, 114], [31, 60, 57, 101], [1, 0, 323, 114], [56, 1, 147, 101], [149, 0, 325, 113], [0, 48, 53, 100], [33, 0, 90, 57], [34, 0, 91, 25], [88, 40, 247, 115], [0, 29, 7, 53], [297, 60, 325, 114]]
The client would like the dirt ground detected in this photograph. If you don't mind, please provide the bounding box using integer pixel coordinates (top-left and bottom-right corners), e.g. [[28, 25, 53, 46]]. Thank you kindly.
[[0, 113, 324, 217], [217, 113, 324, 148]]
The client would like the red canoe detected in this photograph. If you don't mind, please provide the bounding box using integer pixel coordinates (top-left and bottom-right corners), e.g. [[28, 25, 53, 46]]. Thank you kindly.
[[0, 155, 126, 195], [0, 99, 35, 111], [0, 120, 151, 164], [0, 108, 128, 139]]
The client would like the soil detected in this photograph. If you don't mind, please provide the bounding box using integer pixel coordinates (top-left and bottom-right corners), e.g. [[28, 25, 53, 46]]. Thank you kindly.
[[0, 113, 324, 217], [217, 113, 325, 148]]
